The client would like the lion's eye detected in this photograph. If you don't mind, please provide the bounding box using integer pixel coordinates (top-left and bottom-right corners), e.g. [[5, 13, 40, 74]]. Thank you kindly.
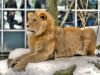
[[33, 19, 37, 22]]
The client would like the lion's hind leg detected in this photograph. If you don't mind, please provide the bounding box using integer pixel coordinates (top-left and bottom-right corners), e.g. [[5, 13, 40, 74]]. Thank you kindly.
[[82, 28, 96, 56], [87, 41, 96, 55]]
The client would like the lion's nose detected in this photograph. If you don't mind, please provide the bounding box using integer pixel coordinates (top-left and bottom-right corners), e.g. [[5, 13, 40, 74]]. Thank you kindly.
[[27, 25, 29, 27], [11, 63, 16, 67]]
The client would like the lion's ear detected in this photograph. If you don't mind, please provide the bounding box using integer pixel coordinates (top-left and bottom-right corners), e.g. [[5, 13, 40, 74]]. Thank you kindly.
[[39, 12, 47, 20], [27, 12, 34, 19]]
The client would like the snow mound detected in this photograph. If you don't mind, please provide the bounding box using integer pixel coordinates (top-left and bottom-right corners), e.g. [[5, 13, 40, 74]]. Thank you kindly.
[[0, 57, 100, 75], [9, 48, 30, 59], [0, 60, 8, 75]]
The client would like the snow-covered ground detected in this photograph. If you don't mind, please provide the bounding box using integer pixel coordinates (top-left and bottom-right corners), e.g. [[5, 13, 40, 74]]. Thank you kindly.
[[0, 57, 100, 75], [0, 60, 8, 75]]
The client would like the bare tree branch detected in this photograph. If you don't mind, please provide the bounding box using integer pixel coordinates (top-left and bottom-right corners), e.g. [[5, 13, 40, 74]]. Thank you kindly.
[[84, 0, 88, 22], [60, 0, 74, 27], [77, 4, 86, 28], [79, 0, 84, 9]]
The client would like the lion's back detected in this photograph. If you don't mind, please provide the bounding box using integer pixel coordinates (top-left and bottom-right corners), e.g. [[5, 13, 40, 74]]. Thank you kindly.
[[55, 27, 96, 57], [55, 27, 82, 57]]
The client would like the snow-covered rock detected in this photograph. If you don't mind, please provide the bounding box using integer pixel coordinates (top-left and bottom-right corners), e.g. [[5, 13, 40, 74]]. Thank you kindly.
[[9, 48, 30, 59], [0, 60, 8, 75], [0, 56, 100, 75]]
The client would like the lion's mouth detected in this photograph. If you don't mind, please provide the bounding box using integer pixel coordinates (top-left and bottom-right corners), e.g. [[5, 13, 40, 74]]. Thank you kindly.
[[27, 28, 39, 33], [28, 30, 37, 33], [30, 31, 35, 33]]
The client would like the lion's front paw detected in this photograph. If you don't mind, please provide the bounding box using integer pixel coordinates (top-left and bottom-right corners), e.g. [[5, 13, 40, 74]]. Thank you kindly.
[[13, 63, 25, 71], [9, 58, 21, 68], [13, 60, 27, 71], [10, 60, 18, 68]]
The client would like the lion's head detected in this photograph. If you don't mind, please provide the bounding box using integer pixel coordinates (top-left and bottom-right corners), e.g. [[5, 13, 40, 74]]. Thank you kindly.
[[27, 10, 55, 36]]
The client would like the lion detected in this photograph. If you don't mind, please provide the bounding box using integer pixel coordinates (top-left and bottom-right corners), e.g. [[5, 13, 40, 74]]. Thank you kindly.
[[9, 10, 96, 71]]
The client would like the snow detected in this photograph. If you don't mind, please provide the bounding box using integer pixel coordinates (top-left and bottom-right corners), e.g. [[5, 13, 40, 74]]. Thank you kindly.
[[0, 60, 8, 75], [9, 48, 30, 59], [58, 6, 66, 11], [0, 57, 100, 75], [74, 65, 100, 75]]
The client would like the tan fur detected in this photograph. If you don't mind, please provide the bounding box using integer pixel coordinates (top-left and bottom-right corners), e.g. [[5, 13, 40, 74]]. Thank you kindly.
[[9, 10, 96, 71]]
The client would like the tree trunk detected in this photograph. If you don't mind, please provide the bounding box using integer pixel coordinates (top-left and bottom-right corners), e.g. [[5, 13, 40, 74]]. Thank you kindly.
[[46, 0, 58, 26]]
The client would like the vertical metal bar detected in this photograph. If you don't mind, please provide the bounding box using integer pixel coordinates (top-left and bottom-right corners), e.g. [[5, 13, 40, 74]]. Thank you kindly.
[[96, 0, 99, 41], [25, 0, 27, 48], [1, 0, 3, 53], [75, 0, 77, 27]]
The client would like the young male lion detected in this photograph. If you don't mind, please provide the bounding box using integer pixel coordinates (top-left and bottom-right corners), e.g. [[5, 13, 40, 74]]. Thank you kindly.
[[9, 10, 96, 71]]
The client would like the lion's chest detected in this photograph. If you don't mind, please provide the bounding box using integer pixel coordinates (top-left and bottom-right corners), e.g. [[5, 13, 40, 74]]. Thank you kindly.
[[28, 34, 48, 51]]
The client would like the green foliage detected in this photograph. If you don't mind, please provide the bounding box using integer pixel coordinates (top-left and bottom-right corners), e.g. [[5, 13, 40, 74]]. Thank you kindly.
[[32, 0, 36, 4], [58, 0, 66, 6], [96, 45, 100, 49]]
